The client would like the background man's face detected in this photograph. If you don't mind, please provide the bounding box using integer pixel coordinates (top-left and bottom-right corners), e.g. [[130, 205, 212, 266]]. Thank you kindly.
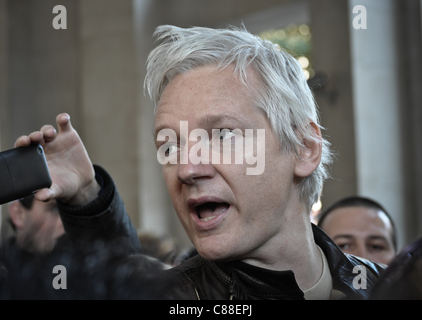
[[154, 65, 301, 262], [321, 206, 396, 264], [17, 199, 64, 253]]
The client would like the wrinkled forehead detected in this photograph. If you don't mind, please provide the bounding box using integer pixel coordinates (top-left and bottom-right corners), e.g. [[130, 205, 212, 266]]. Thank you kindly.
[[157, 63, 263, 105], [156, 54, 264, 96], [154, 64, 265, 129]]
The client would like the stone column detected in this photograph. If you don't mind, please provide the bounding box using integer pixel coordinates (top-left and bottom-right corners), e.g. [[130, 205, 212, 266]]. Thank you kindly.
[[310, 0, 358, 209], [132, 0, 192, 250], [349, 0, 406, 248], [78, 0, 140, 229]]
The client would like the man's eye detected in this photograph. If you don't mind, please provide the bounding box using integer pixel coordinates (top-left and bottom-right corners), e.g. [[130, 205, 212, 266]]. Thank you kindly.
[[217, 129, 236, 140], [337, 243, 351, 250], [369, 244, 386, 252], [165, 145, 179, 156]]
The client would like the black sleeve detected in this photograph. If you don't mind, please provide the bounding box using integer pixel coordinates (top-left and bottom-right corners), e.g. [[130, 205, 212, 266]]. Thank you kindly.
[[56, 165, 142, 253]]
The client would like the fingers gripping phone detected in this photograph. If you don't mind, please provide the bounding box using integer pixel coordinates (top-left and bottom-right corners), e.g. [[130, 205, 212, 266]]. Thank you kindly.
[[0, 144, 52, 205]]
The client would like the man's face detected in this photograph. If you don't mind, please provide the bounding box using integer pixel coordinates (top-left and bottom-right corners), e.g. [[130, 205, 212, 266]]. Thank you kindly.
[[154, 65, 302, 262], [19, 199, 64, 253], [320, 206, 396, 265]]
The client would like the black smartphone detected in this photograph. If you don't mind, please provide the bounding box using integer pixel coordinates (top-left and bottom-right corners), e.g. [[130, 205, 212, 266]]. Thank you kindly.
[[0, 144, 52, 205]]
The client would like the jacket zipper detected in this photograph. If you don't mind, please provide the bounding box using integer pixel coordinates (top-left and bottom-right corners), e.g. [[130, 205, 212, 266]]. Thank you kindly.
[[229, 283, 237, 300]]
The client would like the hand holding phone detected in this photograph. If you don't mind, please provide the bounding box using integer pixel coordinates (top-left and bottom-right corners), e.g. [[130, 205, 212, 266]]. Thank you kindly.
[[0, 144, 52, 205], [13, 113, 100, 206]]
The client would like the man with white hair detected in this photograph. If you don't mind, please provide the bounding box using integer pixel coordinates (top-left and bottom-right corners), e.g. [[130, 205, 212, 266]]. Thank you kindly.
[[15, 25, 384, 300]]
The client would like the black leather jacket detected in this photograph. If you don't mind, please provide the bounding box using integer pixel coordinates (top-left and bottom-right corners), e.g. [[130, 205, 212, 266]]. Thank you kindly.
[[58, 166, 384, 300], [165, 224, 385, 300]]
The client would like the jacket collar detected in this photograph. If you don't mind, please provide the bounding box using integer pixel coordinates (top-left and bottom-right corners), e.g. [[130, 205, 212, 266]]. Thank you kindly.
[[204, 224, 382, 300], [312, 223, 383, 299], [213, 259, 305, 299]]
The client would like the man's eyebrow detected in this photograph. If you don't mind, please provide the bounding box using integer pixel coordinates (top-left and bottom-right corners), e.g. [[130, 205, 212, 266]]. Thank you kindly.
[[332, 234, 355, 241], [154, 114, 249, 139], [367, 235, 389, 243], [200, 114, 244, 127]]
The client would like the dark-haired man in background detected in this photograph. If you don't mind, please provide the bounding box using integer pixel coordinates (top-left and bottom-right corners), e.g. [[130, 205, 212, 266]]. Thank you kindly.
[[5, 195, 65, 254], [318, 196, 397, 265]]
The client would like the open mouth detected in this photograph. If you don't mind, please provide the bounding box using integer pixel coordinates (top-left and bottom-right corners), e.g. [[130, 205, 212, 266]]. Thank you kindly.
[[194, 202, 230, 222]]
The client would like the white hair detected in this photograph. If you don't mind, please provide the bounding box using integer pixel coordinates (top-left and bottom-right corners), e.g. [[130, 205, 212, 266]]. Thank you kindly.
[[145, 25, 333, 209]]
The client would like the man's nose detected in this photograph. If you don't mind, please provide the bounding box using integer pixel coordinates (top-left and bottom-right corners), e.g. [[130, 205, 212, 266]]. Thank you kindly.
[[353, 243, 368, 260], [177, 142, 216, 185]]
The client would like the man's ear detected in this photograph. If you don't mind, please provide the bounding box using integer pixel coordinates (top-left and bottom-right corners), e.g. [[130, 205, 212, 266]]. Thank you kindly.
[[8, 201, 26, 230], [294, 122, 322, 178]]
